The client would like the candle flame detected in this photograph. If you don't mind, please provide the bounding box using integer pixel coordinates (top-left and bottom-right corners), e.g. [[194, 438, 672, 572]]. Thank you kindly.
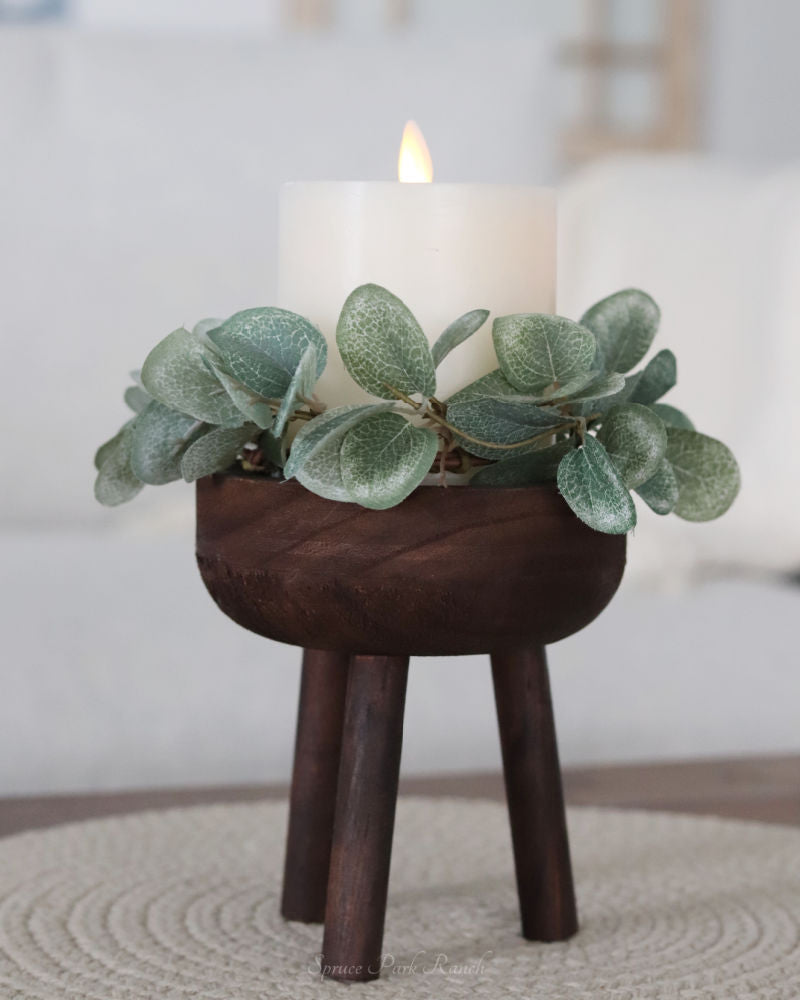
[[398, 120, 433, 183]]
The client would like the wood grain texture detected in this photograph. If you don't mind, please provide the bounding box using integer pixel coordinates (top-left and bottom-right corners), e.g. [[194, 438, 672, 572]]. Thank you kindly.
[[195, 474, 626, 656], [280, 649, 349, 923], [492, 645, 578, 941], [321, 655, 409, 982]]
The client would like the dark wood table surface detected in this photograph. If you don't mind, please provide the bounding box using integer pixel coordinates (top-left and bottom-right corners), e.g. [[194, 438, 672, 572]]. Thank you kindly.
[[1, 754, 798, 840]]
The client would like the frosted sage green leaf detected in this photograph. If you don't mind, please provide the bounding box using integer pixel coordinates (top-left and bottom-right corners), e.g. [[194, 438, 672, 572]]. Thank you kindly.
[[635, 457, 679, 515], [445, 369, 518, 404], [447, 395, 570, 461], [340, 412, 439, 510], [131, 401, 204, 485], [539, 372, 626, 406], [286, 403, 392, 500], [94, 420, 134, 470], [649, 403, 694, 430], [181, 425, 257, 483], [471, 439, 574, 487], [124, 385, 151, 414], [597, 403, 667, 488], [202, 353, 274, 430], [431, 309, 489, 367], [573, 369, 643, 418], [141, 326, 243, 426], [207, 307, 326, 400], [580, 289, 660, 373], [336, 284, 436, 399], [666, 428, 740, 521], [557, 435, 636, 534], [631, 349, 677, 405], [273, 343, 319, 437], [493, 314, 596, 392], [94, 423, 144, 506]]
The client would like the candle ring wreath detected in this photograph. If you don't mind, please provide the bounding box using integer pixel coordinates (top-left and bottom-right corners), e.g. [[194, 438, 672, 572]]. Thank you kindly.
[[94, 284, 740, 535]]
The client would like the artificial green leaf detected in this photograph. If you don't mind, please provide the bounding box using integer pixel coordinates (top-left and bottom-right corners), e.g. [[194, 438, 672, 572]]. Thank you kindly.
[[202, 353, 274, 430], [447, 395, 571, 461], [94, 420, 133, 470], [445, 369, 518, 404], [470, 439, 574, 487], [431, 309, 489, 367], [635, 457, 679, 515], [340, 412, 439, 510], [207, 307, 326, 400], [493, 313, 596, 392], [273, 343, 319, 437], [649, 403, 694, 430], [94, 423, 144, 506], [286, 403, 392, 501], [665, 428, 741, 521], [181, 424, 257, 483], [141, 326, 243, 426], [130, 401, 204, 485], [336, 284, 436, 400], [597, 402, 667, 488], [573, 369, 643, 418], [580, 289, 660, 373], [539, 372, 626, 406], [124, 385, 151, 414], [557, 435, 636, 534], [631, 349, 677, 405]]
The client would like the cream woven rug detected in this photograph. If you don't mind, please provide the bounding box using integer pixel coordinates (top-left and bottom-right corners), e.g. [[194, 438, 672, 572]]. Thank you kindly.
[[1, 798, 799, 999]]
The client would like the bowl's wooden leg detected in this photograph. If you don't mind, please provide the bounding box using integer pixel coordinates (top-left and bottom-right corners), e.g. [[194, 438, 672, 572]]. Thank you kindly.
[[321, 654, 409, 982], [491, 644, 578, 941], [281, 648, 350, 923]]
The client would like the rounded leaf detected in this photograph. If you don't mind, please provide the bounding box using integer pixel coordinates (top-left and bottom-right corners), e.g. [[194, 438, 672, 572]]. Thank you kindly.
[[336, 284, 436, 400], [649, 403, 694, 430], [340, 412, 439, 510], [493, 313, 596, 392], [141, 326, 243, 426], [665, 428, 741, 521], [181, 425, 257, 483], [447, 395, 569, 461], [207, 307, 326, 399], [635, 457, 679, 515], [94, 423, 144, 506], [580, 289, 660, 374], [557, 436, 636, 534], [597, 402, 667, 488], [631, 349, 676, 405], [431, 309, 489, 367], [130, 401, 203, 485], [288, 403, 393, 502]]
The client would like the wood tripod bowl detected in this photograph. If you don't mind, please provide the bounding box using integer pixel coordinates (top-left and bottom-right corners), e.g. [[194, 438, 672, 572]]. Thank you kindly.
[[195, 473, 626, 656]]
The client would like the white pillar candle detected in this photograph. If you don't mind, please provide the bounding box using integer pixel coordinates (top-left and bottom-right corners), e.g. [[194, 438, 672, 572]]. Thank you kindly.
[[277, 130, 556, 407]]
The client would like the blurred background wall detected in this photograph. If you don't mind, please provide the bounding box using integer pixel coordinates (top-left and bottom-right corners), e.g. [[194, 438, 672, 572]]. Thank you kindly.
[[1, 0, 798, 794]]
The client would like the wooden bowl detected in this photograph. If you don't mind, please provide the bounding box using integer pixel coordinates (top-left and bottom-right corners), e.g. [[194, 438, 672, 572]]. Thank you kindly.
[[195, 473, 626, 656]]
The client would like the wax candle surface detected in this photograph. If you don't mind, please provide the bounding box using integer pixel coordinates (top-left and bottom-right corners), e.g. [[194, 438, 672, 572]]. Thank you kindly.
[[278, 182, 555, 406]]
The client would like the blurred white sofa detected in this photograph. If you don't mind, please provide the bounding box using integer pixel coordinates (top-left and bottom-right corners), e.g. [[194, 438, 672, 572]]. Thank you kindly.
[[1, 28, 799, 795]]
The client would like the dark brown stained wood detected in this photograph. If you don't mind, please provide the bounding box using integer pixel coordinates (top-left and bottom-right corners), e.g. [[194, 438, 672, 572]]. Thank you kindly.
[[321, 655, 409, 982], [280, 649, 349, 923], [195, 474, 626, 656], [491, 645, 578, 942]]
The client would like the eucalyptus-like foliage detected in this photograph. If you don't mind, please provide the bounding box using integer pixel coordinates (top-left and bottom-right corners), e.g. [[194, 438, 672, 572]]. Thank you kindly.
[[94, 283, 740, 537]]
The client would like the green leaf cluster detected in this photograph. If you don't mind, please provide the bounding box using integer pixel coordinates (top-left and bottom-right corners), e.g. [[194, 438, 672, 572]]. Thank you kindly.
[[94, 309, 327, 504], [447, 288, 739, 533], [94, 283, 740, 538]]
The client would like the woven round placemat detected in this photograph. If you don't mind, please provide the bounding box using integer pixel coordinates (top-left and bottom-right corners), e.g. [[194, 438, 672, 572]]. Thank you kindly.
[[1, 798, 799, 999]]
